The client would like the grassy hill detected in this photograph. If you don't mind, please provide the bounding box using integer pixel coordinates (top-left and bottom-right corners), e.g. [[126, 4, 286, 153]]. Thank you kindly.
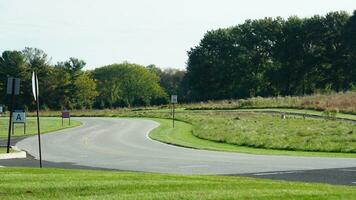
[[184, 91, 356, 114]]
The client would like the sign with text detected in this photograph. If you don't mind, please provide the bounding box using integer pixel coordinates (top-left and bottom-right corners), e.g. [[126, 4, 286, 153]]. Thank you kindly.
[[171, 95, 178, 104], [62, 111, 70, 118], [13, 110, 26, 123], [61, 110, 71, 126]]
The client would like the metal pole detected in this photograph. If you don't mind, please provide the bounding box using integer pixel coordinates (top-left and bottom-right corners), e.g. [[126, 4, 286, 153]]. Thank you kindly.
[[34, 72, 42, 168], [6, 78, 15, 153], [173, 103, 175, 128]]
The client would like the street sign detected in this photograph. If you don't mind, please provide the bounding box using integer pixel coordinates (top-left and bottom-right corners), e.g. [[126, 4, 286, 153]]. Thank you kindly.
[[171, 95, 178, 104], [31, 71, 42, 167], [12, 110, 26, 135], [7, 78, 20, 95], [62, 110, 71, 126], [6, 78, 21, 153], [32, 72, 39, 101], [13, 110, 26, 123], [62, 111, 70, 118]]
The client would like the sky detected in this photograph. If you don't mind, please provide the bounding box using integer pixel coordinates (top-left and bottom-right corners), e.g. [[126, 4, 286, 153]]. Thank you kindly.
[[0, 0, 355, 70]]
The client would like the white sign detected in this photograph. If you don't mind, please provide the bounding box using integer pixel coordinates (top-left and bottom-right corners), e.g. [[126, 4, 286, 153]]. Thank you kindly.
[[13, 112, 26, 123], [32, 72, 39, 101], [171, 95, 178, 104], [0, 106, 3, 113]]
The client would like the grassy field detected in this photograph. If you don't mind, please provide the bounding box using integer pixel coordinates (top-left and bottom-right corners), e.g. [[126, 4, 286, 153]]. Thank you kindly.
[[149, 118, 356, 157], [190, 112, 356, 153], [0, 168, 355, 200], [0, 117, 81, 139], [126, 110, 356, 154]]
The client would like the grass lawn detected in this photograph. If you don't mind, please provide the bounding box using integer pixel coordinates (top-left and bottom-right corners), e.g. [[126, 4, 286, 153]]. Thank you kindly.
[[0, 168, 355, 200], [0, 117, 81, 139], [149, 117, 356, 157], [0, 147, 11, 153], [190, 112, 356, 153]]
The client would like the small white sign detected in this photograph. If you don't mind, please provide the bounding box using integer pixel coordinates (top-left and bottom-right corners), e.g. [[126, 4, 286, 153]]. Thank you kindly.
[[0, 106, 3, 113], [32, 72, 39, 101], [13, 112, 26, 123], [171, 95, 178, 104]]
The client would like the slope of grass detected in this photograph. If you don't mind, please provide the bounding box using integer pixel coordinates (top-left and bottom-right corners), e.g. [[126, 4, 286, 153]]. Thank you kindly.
[[0, 117, 81, 139], [0, 168, 355, 200], [190, 112, 356, 153], [149, 118, 356, 157], [144, 111, 356, 153]]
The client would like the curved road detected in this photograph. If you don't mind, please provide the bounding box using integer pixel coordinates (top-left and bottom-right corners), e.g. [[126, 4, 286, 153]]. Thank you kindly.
[[16, 118, 356, 175]]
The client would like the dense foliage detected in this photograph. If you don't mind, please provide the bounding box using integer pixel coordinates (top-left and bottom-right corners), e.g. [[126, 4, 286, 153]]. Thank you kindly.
[[92, 63, 167, 108], [185, 11, 356, 101], [0, 48, 171, 110]]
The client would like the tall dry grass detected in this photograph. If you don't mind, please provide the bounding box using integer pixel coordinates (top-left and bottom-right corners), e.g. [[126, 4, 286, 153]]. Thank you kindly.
[[184, 91, 356, 114]]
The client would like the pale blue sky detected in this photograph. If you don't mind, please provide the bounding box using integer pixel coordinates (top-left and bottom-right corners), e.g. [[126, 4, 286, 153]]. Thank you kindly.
[[0, 0, 355, 70]]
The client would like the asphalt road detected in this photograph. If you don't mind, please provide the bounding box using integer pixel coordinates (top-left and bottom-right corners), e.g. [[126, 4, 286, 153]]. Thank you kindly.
[[8, 117, 356, 185]]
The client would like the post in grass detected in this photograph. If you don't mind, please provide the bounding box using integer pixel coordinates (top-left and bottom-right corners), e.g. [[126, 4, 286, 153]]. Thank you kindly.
[[171, 95, 178, 128], [62, 109, 70, 126], [6, 77, 20, 153], [32, 71, 42, 168]]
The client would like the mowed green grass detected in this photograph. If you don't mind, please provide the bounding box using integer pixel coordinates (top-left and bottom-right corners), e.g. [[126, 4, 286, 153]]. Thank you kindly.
[[0, 168, 355, 200], [0, 147, 9, 153], [0, 117, 81, 139]]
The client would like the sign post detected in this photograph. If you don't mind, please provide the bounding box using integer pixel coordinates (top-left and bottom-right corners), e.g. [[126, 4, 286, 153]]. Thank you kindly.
[[6, 77, 20, 153], [0, 105, 3, 117], [61, 110, 70, 126], [171, 95, 178, 128], [32, 72, 42, 168], [12, 110, 26, 135]]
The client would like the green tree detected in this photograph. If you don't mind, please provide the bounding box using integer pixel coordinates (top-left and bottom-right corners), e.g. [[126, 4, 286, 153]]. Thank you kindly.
[[93, 63, 167, 107], [74, 73, 98, 109]]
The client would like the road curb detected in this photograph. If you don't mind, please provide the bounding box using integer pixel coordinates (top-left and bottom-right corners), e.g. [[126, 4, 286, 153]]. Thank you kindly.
[[0, 146, 26, 160]]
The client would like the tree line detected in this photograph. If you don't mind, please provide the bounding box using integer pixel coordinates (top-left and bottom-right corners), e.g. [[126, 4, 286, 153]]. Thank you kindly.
[[1, 11, 355, 110], [184, 11, 356, 101], [0, 48, 185, 110]]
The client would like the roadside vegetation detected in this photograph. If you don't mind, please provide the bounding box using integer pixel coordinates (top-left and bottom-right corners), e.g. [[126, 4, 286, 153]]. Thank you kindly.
[[145, 111, 356, 154], [0, 147, 10, 153], [181, 112, 356, 153], [0, 118, 81, 139], [0, 168, 355, 200], [184, 91, 356, 114]]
